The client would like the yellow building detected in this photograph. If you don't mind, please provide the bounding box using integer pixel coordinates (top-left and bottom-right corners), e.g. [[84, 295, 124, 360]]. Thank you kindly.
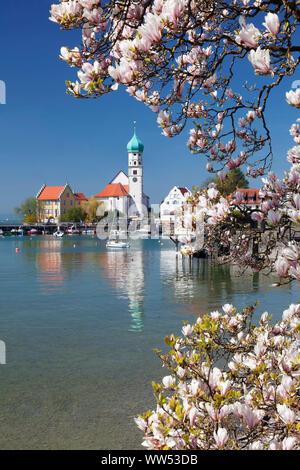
[[36, 184, 87, 223]]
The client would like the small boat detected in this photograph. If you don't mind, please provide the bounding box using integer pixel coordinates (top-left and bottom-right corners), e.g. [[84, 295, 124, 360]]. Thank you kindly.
[[106, 240, 130, 249], [136, 226, 150, 238], [53, 227, 64, 237], [66, 225, 80, 235], [106, 229, 130, 249], [29, 228, 38, 235]]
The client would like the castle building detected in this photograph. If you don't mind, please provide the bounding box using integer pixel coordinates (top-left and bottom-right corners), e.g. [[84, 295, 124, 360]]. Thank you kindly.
[[95, 130, 150, 218]]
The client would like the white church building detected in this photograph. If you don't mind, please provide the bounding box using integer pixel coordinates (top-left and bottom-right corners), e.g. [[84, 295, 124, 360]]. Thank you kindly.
[[95, 130, 150, 218]]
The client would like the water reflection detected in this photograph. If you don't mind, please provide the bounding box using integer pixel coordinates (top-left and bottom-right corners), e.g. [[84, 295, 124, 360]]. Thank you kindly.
[[22, 238, 146, 332], [99, 249, 145, 332], [160, 250, 292, 318]]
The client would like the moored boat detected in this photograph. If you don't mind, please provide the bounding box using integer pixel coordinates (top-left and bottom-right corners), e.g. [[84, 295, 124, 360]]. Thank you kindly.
[[106, 229, 130, 249]]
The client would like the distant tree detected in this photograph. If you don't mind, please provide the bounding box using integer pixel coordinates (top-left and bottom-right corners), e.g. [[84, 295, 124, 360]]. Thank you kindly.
[[203, 169, 249, 197], [81, 197, 104, 222], [14, 197, 41, 223], [60, 207, 86, 223]]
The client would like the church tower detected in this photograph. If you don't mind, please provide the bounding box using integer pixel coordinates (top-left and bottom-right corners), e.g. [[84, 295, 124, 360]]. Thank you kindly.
[[127, 126, 144, 217]]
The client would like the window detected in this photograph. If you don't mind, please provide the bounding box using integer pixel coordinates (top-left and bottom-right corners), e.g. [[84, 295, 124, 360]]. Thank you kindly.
[[66, 193, 70, 197], [70, 201, 73, 206], [133, 170, 137, 175], [134, 161, 137, 165]]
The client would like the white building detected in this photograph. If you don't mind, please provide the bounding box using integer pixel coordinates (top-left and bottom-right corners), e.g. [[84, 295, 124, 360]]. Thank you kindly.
[[95, 131, 150, 218], [160, 186, 191, 223]]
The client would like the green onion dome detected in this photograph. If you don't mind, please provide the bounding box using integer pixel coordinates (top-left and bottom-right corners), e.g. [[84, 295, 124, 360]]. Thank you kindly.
[[127, 131, 144, 153]]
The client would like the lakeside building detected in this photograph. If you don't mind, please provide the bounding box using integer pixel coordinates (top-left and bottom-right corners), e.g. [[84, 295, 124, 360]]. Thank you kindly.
[[94, 130, 150, 218], [160, 186, 192, 223], [230, 188, 263, 209], [36, 183, 87, 223]]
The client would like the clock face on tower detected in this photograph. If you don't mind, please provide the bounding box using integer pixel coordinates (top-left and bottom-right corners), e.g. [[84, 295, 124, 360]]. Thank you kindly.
[[133, 177, 138, 182]]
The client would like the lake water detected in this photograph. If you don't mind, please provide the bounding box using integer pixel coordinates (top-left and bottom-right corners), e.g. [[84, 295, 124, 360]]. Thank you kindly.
[[0, 236, 298, 449]]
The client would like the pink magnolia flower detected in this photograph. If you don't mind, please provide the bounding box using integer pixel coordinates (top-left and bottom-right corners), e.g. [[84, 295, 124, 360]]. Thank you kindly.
[[267, 210, 281, 225], [182, 324, 193, 337], [157, 110, 171, 128], [251, 211, 265, 223], [208, 367, 222, 390], [213, 428, 228, 448], [234, 404, 264, 429], [286, 89, 300, 109], [236, 23, 261, 48], [248, 47, 273, 75], [79, 0, 100, 9], [235, 191, 244, 204], [138, 13, 163, 44], [162, 375, 176, 389], [282, 437, 297, 450], [49, 1, 82, 24], [207, 187, 219, 200], [162, 0, 186, 27], [263, 12, 280, 37], [274, 257, 290, 278], [222, 304, 234, 314], [277, 404, 296, 425]]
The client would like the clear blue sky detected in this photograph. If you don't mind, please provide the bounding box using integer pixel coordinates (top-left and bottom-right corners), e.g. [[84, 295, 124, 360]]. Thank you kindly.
[[0, 1, 299, 216]]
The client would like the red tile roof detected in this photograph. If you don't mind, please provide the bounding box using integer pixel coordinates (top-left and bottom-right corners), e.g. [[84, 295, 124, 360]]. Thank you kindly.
[[74, 193, 88, 201], [95, 183, 130, 198], [178, 187, 190, 196], [37, 186, 64, 200]]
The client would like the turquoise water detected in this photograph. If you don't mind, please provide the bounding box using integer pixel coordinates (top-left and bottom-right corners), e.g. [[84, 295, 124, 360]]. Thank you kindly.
[[0, 236, 298, 449]]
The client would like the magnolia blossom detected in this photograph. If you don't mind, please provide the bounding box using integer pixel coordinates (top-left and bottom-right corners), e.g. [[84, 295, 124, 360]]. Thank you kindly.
[[162, 375, 176, 389], [213, 428, 228, 448], [248, 47, 272, 75], [135, 302, 300, 450], [236, 23, 261, 48], [263, 12, 280, 37], [276, 404, 296, 425], [286, 89, 300, 109]]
